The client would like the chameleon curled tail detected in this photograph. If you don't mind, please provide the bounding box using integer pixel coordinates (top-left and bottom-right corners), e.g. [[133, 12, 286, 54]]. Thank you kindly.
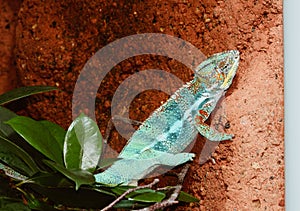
[[95, 50, 240, 185]]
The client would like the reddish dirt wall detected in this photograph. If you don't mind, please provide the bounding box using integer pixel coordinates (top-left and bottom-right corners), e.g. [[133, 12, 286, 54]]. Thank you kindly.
[[0, 0, 284, 210]]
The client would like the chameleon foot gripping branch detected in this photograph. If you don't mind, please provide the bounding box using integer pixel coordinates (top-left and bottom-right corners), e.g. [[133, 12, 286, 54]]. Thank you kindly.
[[95, 50, 240, 185]]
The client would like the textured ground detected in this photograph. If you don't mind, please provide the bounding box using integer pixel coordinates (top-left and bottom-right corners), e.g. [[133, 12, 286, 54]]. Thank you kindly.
[[0, 0, 284, 210]]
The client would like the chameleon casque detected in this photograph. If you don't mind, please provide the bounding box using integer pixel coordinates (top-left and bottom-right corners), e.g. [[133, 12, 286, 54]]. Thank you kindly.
[[95, 50, 240, 185]]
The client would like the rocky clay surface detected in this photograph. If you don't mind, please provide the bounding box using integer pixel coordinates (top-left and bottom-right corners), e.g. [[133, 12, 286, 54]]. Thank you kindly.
[[0, 0, 284, 210]]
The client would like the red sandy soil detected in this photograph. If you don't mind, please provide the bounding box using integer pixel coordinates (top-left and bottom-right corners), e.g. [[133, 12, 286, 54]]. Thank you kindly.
[[0, 0, 284, 210], [0, 0, 20, 94]]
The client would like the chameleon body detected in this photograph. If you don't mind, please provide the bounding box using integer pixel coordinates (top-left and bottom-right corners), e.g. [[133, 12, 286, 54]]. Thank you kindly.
[[95, 50, 240, 185], [0, 51, 239, 184]]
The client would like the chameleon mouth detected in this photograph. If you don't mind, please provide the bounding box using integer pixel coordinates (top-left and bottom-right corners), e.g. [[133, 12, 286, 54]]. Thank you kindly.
[[220, 50, 240, 89]]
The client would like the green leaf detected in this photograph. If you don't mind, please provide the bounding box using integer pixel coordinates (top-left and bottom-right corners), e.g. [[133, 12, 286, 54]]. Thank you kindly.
[[177, 191, 199, 203], [98, 158, 122, 169], [113, 200, 149, 209], [112, 187, 166, 203], [0, 86, 57, 105], [23, 173, 116, 209], [111, 186, 144, 195], [44, 160, 95, 190], [40, 120, 66, 150], [0, 106, 17, 138], [129, 191, 165, 203], [0, 197, 30, 211], [2, 173, 114, 210], [0, 135, 40, 177], [64, 113, 102, 172], [6, 116, 63, 164], [111, 186, 129, 195], [23, 172, 72, 188], [26, 184, 115, 209], [90, 186, 117, 197]]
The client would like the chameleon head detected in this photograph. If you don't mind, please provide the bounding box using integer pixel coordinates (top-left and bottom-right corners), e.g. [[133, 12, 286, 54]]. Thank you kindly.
[[195, 50, 240, 91]]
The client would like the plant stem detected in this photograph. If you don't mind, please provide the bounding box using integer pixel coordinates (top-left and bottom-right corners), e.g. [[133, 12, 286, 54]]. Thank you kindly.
[[101, 178, 160, 211], [135, 163, 190, 211]]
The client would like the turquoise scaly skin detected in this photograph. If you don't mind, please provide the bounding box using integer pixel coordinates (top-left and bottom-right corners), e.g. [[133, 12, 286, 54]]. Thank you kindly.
[[95, 50, 240, 185], [0, 51, 239, 184]]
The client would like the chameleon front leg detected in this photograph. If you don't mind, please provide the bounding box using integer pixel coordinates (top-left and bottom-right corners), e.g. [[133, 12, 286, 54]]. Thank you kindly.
[[194, 109, 234, 141]]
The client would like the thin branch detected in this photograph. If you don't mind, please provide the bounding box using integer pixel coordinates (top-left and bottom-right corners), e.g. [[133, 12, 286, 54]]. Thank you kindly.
[[136, 186, 180, 211], [101, 179, 160, 211], [135, 163, 191, 211], [112, 115, 143, 126], [177, 163, 191, 184]]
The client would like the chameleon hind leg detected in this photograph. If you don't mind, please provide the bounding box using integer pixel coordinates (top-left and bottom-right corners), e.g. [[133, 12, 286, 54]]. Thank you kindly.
[[194, 110, 233, 141]]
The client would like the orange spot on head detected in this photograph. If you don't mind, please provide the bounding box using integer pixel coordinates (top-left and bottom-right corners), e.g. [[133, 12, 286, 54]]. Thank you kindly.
[[199, 110, 208, 117], [216, 72, 225, 81]]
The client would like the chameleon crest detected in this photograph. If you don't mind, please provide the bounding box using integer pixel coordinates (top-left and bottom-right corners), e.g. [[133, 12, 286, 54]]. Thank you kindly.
[[97, 50, 239, 185]]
